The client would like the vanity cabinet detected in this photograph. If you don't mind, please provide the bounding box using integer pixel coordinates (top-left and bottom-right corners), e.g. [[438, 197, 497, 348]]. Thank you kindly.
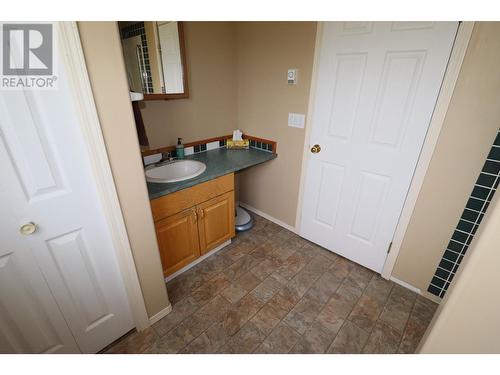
[[155, 208, 200, 276], [150, 173, 235, 277], [197, 191, 234, 255]]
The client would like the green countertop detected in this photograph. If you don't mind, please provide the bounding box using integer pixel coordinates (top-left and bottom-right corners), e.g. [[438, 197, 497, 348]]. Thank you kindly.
[[147, 148, 277, 200]]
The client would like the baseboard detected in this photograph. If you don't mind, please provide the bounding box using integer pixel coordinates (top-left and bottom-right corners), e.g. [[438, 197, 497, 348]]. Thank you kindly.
[[164, 240, 231, 283], [148, 304, 172, 325], [390, 276, 422, 295], [421, 290, 442, 304], [238, 202, 296, 233]]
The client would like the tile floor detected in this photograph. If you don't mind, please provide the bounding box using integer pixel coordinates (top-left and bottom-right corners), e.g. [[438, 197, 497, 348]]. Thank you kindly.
[[104, 214, 437, 354]]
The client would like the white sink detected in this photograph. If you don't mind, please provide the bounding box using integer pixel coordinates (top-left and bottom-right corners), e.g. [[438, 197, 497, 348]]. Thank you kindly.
[[145, 160, 207, 183]]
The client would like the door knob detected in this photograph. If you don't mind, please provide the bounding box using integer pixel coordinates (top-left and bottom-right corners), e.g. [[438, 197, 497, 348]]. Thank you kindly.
[[310, 144, 321, 154], [20, 222, 37, 235]]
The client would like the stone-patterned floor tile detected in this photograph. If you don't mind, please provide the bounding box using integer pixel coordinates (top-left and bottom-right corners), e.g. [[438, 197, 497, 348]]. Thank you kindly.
[[167, 272, 204, 305], [345, 264, 374, 291], [337, 277, 364, 301], [282, 295, 324, 334], [219, 293, 264, 336], [261, 221, 282, 237], [250, 302, 287, 335], [152, 296, 200, 337], [275, 228, 294, 241], [185, 295, 231, 336], [105, 213, 437, 355], [314, 292, 356, 335], [220, 240, 254, 263], [250, 240, 279, 260], [220, 283, 247, 304], [274, 252, 312, 280], [412, 295, 438, 323], [190, 321, 230, 353], [254, 322, 301, 354], [327, 321, 369, 354], [286, 235, 309, 250], [379, 295, 413, 333], [197, 254, 234, 281], [364, 275, 393, 305], [251, 275, 285, 303], [180, 332, 213, 354], [304, 254, 334, 275], [220, 321, 267, 353], [223, 255, 262, 281], [306, 271, 344, 304], [348, 294, 384, 331], [363, 320, 402, 354], [398, 312, 429, 353], [191, 273, 231, 305], [290, 321, 336, 354], [147, 322, 195, 354], [103, 328, 157, 354], [266, 286, 300, 314], [268, 245, 297, 262], [390, 284, 418, 308], [234, 271, 262, 291], [329, 257, 356, 279], [301, 243, 339, 263], [250, 256, 283, 281]]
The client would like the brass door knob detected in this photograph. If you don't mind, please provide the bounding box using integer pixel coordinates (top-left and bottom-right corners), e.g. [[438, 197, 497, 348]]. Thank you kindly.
[[310, 144, 321, 154], [20, 222, 37, 235]]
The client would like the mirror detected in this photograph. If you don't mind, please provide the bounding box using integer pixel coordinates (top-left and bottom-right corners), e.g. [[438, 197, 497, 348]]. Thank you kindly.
[[118, 21, 188, 100]]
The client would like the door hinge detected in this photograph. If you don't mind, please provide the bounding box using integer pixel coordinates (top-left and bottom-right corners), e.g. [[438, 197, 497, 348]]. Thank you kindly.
[[387, 242, 393, 254]]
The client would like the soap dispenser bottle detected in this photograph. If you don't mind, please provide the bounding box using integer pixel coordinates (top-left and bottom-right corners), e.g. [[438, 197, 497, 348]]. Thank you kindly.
[[176, 138, 185, 159]]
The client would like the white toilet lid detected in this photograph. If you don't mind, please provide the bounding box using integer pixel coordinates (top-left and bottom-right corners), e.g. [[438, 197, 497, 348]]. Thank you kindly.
[[235, 206, 251, 226]]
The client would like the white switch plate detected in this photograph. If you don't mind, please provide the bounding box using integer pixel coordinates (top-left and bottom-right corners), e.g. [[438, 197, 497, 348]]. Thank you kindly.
[[288, 113, 305, 129]]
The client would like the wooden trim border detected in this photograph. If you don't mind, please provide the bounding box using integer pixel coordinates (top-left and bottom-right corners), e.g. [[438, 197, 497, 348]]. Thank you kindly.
[[141, 134, 277, 157]]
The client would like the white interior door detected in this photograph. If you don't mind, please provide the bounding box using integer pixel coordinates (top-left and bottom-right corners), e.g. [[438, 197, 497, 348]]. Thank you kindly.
[[0, 34, 134, 353], [157, 21, 183, 93], [300, 22, 458, 272]]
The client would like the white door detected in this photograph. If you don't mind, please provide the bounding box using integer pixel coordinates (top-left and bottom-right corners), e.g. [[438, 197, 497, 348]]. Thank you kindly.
[[300, 22, 458, 272], [0, 31, 134, 353], [157, 21, 183, 93]]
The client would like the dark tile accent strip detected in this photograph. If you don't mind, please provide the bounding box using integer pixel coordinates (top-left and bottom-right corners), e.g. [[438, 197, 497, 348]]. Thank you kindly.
[[428, 129, 500, 298], [120, 22, 153, 94]]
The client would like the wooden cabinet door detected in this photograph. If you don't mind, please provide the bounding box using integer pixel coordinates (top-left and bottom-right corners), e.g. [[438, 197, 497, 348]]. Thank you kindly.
[[155, 208, 200, 276], [197, 191, 235, 255]]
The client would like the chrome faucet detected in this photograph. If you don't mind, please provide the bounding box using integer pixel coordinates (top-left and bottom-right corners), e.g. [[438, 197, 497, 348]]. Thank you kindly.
[[158, 151, 175, 164]]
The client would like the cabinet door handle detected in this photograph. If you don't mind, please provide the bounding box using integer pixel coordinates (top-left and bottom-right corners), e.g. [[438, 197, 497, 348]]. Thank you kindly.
[[198, 208, 205, 219], [192, 208, 198, 223]]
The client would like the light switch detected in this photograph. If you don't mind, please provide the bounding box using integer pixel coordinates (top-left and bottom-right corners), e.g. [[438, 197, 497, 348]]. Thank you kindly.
[[288, 113, 305, 129]]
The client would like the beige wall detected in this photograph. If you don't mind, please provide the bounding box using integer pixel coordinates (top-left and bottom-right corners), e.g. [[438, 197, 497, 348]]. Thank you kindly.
[[78, 22, 170, 318], [140, 22, 238, 148], [237, 22, 317, 226], [393, 22, 500, 294], [419, 192, 500, 353]]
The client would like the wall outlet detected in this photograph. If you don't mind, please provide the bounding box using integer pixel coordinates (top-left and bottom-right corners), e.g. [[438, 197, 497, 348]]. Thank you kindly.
[[288, 113, 305, 129]]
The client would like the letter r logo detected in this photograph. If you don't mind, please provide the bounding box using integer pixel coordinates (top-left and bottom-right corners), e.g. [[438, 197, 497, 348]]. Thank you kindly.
[[2, 24, 53, 75]]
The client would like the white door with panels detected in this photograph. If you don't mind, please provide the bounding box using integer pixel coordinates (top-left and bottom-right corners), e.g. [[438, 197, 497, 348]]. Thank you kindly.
[[0, 31, 134, 353], [300, 22, 458, 272]]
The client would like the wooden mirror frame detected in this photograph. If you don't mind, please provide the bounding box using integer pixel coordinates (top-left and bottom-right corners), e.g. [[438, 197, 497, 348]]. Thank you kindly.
[[143, 22, 189, 101]]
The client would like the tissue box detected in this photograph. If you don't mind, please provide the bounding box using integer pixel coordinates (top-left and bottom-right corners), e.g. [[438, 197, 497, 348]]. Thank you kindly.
[[226, 139, 249, 150]]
